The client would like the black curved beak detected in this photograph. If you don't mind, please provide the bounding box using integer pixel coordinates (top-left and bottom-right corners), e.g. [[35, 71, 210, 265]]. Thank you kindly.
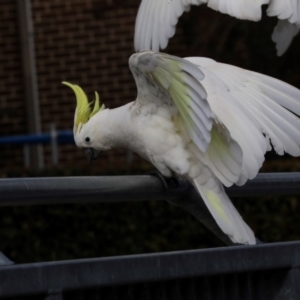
[[84, 148, 101, 162]]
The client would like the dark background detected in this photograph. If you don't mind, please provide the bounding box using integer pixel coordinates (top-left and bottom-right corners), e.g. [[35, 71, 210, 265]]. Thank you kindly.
[[0, 1, 299, 263]]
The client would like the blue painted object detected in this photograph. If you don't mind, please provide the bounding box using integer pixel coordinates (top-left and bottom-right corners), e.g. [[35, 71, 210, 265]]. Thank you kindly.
[[0, 130, 74, 145]]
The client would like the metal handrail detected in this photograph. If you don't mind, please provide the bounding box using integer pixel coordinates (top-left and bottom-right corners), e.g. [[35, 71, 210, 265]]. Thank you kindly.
[[0, 173, 299, 299], [0, 173, 299, 206], [0, 173, 299, 246], [0, 241, 299, 298]]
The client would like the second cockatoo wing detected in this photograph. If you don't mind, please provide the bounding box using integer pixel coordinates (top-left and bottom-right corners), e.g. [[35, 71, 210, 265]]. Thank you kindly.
[[186, 57, 300, 184], [207, 0, 268, 20], [268, 0, 300, 56], [268, 0, 300, 23], [129, 51, 212, 152], [134, 0, 268, 52], [271, 21, 300, 56], [134, 0, 205, 52]]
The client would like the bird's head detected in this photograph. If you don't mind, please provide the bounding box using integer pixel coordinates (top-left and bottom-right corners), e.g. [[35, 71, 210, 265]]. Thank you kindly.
[[62, 82, 109, 162]]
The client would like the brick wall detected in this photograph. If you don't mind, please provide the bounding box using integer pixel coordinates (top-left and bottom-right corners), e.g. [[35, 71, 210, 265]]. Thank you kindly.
[[32, 0, 144, 171], [0, 0, 151, 173], [0, 0, 299, 175]]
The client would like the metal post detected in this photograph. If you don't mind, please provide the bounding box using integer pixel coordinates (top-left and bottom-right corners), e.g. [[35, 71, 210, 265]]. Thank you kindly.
[[23, 144, 30, 167], [126, 149, 133, 165], [50, 123, 58, 165], [17, 0, 44, 169]]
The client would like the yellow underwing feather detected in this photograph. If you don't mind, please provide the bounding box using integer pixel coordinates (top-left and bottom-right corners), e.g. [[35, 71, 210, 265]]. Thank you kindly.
[[203, 190, 229, 223], [151, 57, 211, 152]]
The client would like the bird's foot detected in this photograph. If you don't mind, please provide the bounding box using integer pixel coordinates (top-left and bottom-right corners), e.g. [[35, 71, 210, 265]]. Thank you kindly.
[[145, 170, 179, 190]]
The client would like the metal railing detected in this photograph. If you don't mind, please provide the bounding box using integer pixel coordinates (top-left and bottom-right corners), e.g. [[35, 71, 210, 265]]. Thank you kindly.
[[0, 173, 299, 299]]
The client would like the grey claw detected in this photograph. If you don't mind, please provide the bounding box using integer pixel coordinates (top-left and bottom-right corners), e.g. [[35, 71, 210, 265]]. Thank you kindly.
[[145, 170, 179, 190]]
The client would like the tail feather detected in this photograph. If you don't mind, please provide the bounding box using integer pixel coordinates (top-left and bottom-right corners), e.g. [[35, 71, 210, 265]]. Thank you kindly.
[[192, 173, 256, 245]]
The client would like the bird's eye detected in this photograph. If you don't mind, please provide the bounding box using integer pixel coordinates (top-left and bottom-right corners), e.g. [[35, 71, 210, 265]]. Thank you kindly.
[[85, 137, 90, 143]]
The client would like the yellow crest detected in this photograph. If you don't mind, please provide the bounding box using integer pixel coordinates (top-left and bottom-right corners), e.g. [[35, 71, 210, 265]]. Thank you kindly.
[[62, 82, 105, 133]]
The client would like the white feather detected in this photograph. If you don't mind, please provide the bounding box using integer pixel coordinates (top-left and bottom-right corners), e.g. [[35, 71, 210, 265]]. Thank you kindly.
[[268, 0, 299, 23], [192, 169, 256, 245], [134, 0, 205, 51], [207, 0, 268, 21], [129, 51, 212, 152], [134, 0, 299, 55], [271, 20, 300, 56], [184, 56, 300, 181]]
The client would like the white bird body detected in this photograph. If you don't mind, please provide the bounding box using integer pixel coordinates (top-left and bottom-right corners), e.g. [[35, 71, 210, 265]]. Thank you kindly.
[[134, 0, 300, 55], [64, 51, 300, 245]]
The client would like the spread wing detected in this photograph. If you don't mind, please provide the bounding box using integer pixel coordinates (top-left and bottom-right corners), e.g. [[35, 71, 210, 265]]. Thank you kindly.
[[134, 0, 205, 52], [268, 0, 300, 56], [186, 57, 300, 184], [134, 0, 268, 52], [268, 0, 300, 23], [207, 0, 268, 20], [271, 20, 299, 56], [129, 51, 212, 152]]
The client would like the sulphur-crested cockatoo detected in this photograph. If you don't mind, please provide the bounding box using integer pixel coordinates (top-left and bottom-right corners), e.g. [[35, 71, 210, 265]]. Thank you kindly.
[[63, 51, 300, 245], [134, 0, 300, 56]]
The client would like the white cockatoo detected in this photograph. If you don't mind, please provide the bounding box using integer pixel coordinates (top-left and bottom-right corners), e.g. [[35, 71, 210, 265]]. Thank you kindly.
[[63, 51, 300, 245], [134, 0, 300, 56]]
